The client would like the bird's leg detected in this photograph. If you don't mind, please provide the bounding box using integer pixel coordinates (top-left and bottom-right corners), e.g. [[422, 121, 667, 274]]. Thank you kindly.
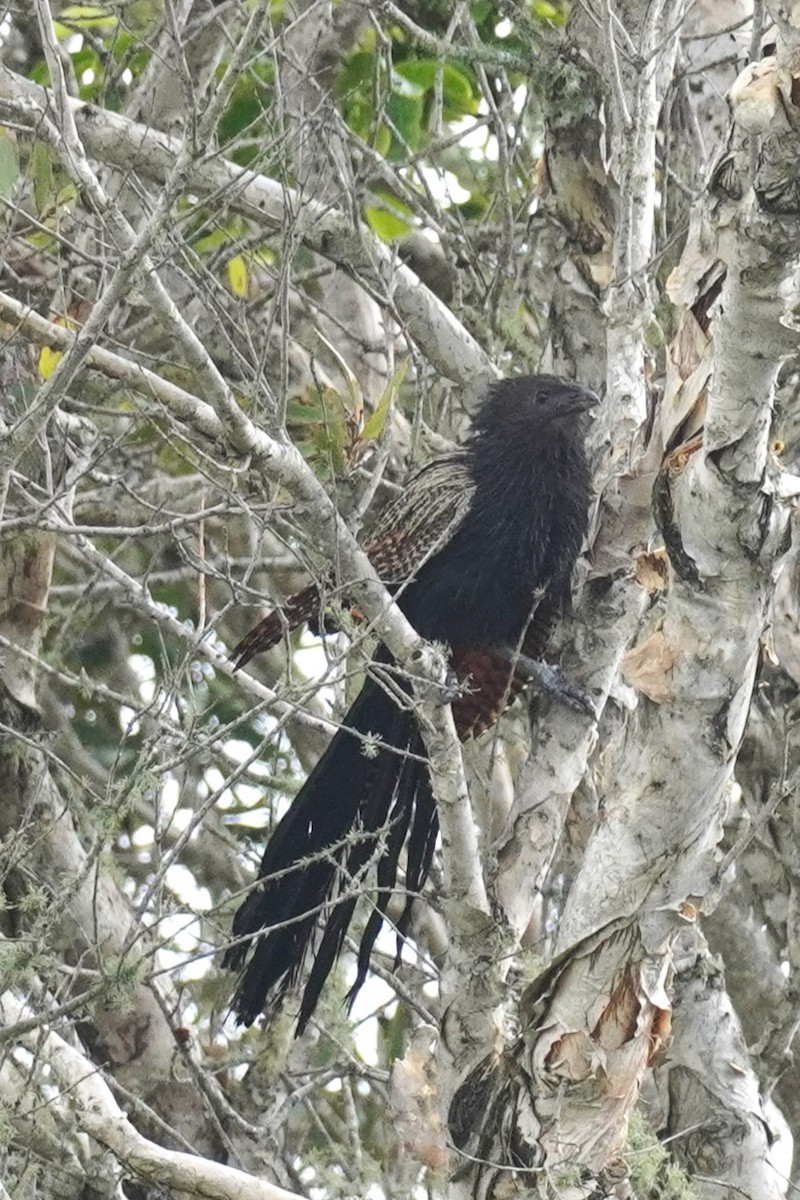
[[511, 652, 597, 719]]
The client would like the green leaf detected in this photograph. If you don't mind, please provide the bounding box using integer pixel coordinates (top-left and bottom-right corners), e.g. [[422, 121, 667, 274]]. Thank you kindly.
[[217, 63, 274, 165], [371, 187, 415, 218], [531, 0, 565, 20], [391, 68, 427, 100], [55, 183, 78, 212], [31, 142, 53, 215], [0, 132, 19, 200], [286, 387, 356, 478], [310, 389, 349, 474], [378, 1002, 412, 1064], [365, 205, 412, 241], [470, 0, 493, 21], [286, 395, 327, 425], [57, 4, 117, 29], [395, 60, 477, 116], [338, 50, 376, 97], [457, 192, 490, 220], [394, 60, 436, 90], [250, 246, 276, 267], [365, 183, 415, 239], [441, 64, 478, 114], [38, 345, 63, 380], [227, 255, 249, 298], [122, 0, 163, 34], [373, 123, 392, 157], [191, 227, 230, 254], [386, 92, 423, 152], [362, 361, 408, 442]]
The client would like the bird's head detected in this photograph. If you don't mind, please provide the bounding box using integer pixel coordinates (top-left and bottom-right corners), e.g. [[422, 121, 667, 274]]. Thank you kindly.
[[478, 375, 600, 431]]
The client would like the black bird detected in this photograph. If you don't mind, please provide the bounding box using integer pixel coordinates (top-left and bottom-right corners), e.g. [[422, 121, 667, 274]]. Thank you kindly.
[[224, 375, 596, 1032]]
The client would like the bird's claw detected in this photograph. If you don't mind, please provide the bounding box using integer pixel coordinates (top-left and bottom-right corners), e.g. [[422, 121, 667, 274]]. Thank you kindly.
[[514, 653, 597, 719], [441, 666, 463, 705]]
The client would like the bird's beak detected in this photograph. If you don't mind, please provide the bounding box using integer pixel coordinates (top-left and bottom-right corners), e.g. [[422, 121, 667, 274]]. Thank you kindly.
[[572, 389, 600, 416]]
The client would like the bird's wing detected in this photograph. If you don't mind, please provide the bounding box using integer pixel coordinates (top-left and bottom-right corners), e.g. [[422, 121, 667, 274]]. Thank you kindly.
[[231, 453, 473, 669], [231, 583, 323, 670], [364, 452, 475, 585]]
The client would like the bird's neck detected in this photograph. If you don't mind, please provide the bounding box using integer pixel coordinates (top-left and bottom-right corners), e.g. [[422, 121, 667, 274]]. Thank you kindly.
[[468, 423, 585, 500]]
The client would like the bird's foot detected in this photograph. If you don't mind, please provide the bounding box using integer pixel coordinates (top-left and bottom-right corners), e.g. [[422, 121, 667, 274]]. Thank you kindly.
[[442, 663, 466, 705], [513, 653, 597, 719]]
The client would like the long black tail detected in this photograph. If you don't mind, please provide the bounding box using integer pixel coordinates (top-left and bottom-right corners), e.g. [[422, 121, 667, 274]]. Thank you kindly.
[[224, 653, 437, 1033]]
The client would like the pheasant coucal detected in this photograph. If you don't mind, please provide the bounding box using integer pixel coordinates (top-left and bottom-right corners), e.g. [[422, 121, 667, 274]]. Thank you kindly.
[[224, 374, 596, 1031]]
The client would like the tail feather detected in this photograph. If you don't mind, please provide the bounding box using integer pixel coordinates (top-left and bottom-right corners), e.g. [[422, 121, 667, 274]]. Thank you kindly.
[[226, 636, 528, 1030], [298, 742, 410, 1029], [350, 737, 429, 1002], [225, 655, 438, 1032], [223, 681, 385, 1022], [298, 892, 359, 1032], [387, 761, 439, 976], [404, 768, 439, 923]]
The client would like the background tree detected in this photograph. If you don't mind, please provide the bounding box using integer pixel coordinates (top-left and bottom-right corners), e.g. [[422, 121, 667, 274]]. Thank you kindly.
[[0, 1, 798, 1197]]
